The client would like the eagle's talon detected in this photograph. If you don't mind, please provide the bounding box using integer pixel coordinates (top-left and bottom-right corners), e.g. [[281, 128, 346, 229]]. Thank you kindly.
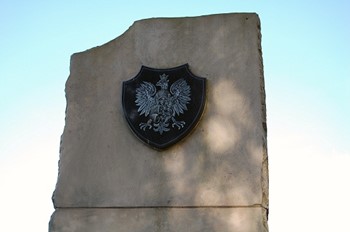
[[139, 122, 152, 130], [172, 120, 185, 129]]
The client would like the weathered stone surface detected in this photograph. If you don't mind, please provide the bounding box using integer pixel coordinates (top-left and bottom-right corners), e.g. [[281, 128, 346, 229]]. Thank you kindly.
[[53, 12, 267, 208], [51, 12, 268, 232], [50, 208, 268, 232]]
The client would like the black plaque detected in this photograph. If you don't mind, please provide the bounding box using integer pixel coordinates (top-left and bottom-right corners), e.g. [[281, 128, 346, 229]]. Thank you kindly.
[[122, 64, 206, 150]]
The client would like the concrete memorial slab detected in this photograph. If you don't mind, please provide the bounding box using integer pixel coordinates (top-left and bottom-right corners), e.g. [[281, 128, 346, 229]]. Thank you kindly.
[[50, 13, 268, 232]]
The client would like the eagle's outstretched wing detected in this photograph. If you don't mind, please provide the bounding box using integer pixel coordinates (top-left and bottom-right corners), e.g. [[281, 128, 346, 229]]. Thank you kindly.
[[170, 78, 191, 116], [135, 81, 156, 116]]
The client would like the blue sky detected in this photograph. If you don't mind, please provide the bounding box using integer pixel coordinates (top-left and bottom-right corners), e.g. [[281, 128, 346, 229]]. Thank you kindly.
[[1, 1, 349, 231]]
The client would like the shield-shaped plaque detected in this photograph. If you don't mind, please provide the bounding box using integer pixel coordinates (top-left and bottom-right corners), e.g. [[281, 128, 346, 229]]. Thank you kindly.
[[122, 64, 206, 150]]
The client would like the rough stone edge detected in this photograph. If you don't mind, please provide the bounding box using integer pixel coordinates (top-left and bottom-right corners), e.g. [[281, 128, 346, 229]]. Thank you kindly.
[[51, 18, 135, 207], [257, 14, 269, 231], [58, 13, 261, 58]]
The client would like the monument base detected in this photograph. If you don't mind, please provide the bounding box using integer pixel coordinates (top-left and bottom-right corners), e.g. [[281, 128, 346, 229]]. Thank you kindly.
[[50, 208, 268, 232]]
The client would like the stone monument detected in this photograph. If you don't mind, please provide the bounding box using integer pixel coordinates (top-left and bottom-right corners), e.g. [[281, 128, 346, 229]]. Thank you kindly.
[[49, 13, 268, 232]]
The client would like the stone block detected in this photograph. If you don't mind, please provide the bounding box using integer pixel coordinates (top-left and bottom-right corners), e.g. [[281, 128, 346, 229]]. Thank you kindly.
[[53, 12, 267, 208], [50, 208, 268, 232], [50, 12, 268, 232]]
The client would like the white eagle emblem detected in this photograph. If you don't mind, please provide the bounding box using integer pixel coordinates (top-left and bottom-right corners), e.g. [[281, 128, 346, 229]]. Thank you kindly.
[[135, 73, 191, 134]]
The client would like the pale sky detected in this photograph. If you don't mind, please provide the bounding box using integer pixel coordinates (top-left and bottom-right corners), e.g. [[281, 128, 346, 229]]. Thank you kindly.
[[1, 1, 349, 231]]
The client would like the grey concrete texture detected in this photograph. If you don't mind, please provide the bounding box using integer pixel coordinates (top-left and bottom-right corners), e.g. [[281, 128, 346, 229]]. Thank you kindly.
[[50, 208, 268, 232], [52, 13, 268, 210]]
